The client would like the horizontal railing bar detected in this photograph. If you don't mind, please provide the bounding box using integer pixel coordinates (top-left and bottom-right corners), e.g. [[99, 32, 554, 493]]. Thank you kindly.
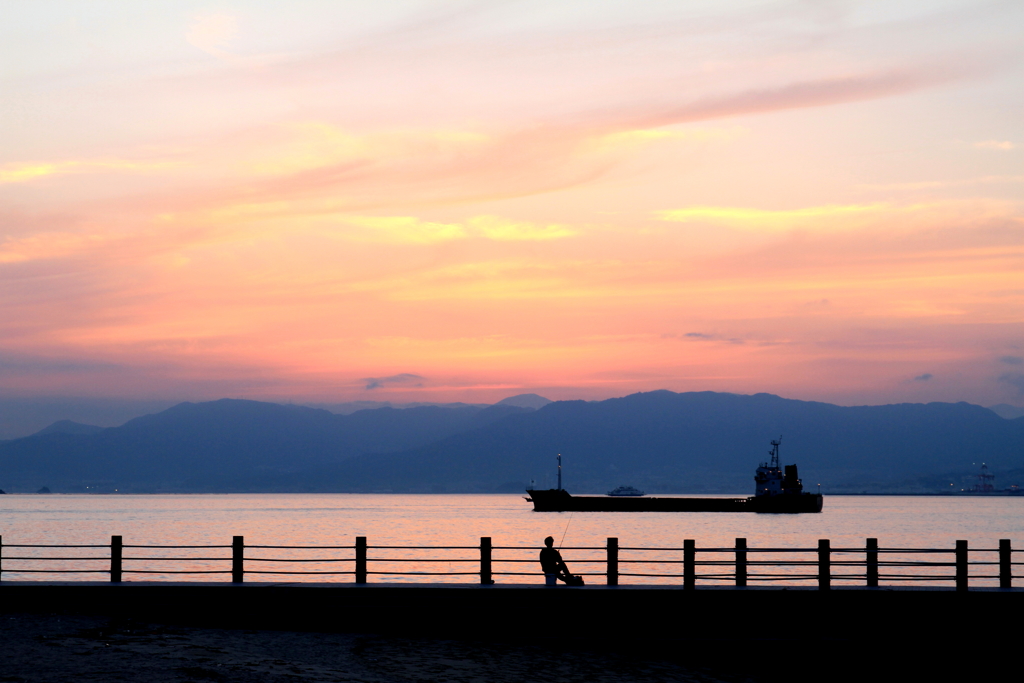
[[688, 573, 736, 577], [366, 571, 481, 575], [744, 575, 819, 580], [875, 576, 957, 580], [122, 557, 230, 562], [703, 561, 873, 567], [490, 558, 544, 563], [492, 559, 608, 564], [489, 573, 598, 577], [755, 563, 860, 569], [245, 545, 355, 550], [367, 545, 480, 550], [122, 570, 232, 574], [0, 569, 109, 573], [1, 544, 111, 548], [491, 546, 608, 551], [243, 571, 356, 575], [122, 545, 232, 549], [493, 559, 604, 564], [242, 558, 353, 563], [956, 574, 1002, 579], [1, 557, 110, 561], [364, 558, 478, 563], [619, 547, 808, 553]]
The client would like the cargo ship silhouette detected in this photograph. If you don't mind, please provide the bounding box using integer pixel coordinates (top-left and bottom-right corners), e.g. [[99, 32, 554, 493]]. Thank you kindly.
[[525, 438, 823, 513]]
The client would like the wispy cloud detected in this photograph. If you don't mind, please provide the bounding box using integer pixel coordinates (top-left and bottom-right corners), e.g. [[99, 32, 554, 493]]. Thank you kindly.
[[974, 140, 1015, 150], [654, 200, 1022, 235], [857, 175, 1024, 191], [338, 215, 576, 244], [341, 217, 466, 244], [1000, 373, 1024, 395], [186, 13, 238, 58], [363, 373, 425, 390], [656, 203, 895, 231], [0, 159, 177, 184], [634, 67, 977, 128]]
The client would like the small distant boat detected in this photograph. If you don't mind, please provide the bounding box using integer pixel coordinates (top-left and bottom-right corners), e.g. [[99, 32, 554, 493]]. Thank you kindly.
[[607, 486, 645, 497]]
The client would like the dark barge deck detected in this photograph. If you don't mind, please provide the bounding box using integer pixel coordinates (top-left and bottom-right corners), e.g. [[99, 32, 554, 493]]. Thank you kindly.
[[525, 489, 823, 512]]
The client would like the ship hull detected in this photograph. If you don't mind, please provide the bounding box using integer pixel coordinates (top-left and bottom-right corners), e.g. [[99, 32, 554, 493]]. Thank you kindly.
[[526, 489, 823, 513]]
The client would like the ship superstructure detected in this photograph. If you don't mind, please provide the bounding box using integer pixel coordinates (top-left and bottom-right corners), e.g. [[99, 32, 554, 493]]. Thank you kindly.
[[754, 438, 804, 498]]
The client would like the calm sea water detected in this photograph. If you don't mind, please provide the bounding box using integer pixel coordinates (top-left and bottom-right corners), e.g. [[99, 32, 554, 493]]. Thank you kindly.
[[1, 494, 1021, 586]]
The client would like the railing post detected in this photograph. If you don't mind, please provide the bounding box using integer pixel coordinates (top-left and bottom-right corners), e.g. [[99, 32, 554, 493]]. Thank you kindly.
[[735, 538, 747, 587], [232, 536, 244, 583], [955, 540, 968, 592], [606, 537, 618, 586], [480, 537, 494, 585], [999, 539, 1012, 589], [818, 539, 830, 590], [866, 538, 878, 587], [683, 539, 695, 590], [0, 534, 3, 581], [355, 536, 367, 584], [110, 535, 122, 583]]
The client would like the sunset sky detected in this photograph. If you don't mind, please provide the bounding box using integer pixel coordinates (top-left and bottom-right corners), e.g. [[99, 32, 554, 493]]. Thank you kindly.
[[2, 0, 1022, 424]]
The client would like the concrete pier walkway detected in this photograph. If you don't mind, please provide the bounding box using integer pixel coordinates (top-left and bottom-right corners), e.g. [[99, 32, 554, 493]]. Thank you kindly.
[[3, 581, 1021, 641]]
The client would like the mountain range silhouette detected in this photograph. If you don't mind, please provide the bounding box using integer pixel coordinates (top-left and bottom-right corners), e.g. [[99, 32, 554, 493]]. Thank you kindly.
[[1, 391, 1021, 493]]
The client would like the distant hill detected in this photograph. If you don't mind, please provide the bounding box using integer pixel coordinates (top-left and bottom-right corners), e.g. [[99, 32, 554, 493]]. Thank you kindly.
[[323, 391, 1024, 493], [0, 391, 1021, 493], [32, 420, 106, 437], [989, 404, 1024, 420], [0, 399, 523, 492], [303, 400, 490, 415], [496, 394, 553, 409]]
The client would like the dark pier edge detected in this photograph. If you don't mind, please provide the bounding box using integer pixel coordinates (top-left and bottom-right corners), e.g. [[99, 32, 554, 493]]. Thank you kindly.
[[2, 582, 1021, 642], [4, 583, 1022, 683]]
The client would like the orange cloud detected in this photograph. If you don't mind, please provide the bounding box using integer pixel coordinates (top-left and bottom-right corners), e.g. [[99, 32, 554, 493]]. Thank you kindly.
[[334, 215, 576, 244], [0, 159, 177, 184], [973, 140, 1015, 150], [630, 65, 985, 128]]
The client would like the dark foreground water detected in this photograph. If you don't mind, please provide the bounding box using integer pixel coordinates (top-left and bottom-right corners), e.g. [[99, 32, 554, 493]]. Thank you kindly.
[[1, 494, 1021, 585]]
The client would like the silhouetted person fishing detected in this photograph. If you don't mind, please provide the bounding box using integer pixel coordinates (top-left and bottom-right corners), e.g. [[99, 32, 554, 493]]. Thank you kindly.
[[540, 536, 584, 586]]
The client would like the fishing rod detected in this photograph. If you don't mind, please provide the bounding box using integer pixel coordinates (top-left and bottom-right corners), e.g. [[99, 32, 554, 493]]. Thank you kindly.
[[558, 511, 575, 550]]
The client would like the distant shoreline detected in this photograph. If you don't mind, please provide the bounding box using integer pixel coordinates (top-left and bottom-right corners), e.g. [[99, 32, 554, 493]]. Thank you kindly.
[[2, 490, 1022, 497], [825, 491, 1024, 497]]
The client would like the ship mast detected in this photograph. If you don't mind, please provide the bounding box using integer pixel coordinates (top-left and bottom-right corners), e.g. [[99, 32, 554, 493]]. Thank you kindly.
[[557, 453, 562, 490], [770, 437, 782, 469]]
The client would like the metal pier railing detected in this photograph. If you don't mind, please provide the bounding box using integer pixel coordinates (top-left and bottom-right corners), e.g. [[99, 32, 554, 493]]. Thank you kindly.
[[0, 536, 1020, 590]]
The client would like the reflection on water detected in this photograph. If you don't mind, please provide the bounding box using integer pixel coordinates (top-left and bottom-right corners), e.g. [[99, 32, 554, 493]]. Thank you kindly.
[[1, 494, 1021, 586]]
